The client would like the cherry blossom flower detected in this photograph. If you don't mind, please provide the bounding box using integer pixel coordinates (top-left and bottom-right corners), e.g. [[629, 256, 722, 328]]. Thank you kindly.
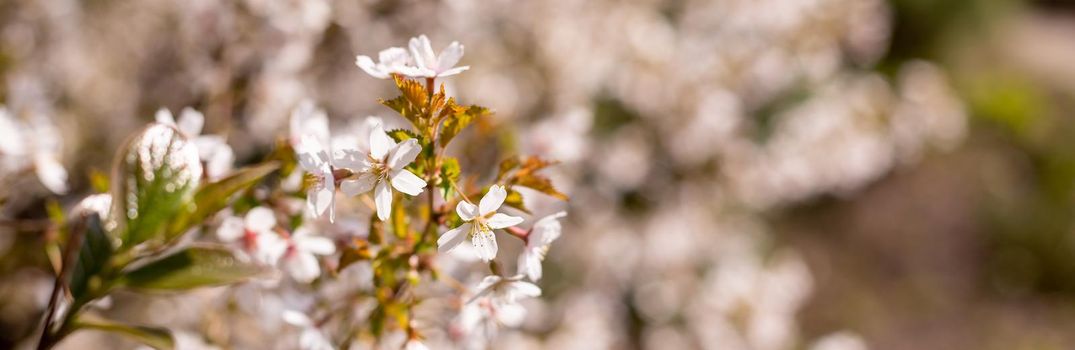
[[438, 185, 523, 261], [466, 275, 540, 329], [217, 207, 287, 265], [408, 34, 469, 78], [279, 226, 336, 283], [354, 47, 422, 79], [282, 310, 334, 350], [156, 108, 235, 180], [517, 211, 566, 281], [297, 135, 337, 222], [335, 124, 426, 221], [1, 107, 69, 194]]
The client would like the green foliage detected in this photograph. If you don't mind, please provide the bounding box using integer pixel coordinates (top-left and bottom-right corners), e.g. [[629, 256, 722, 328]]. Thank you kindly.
[[439, 157, 461, 200], [166, 161, 279, 240], [503, 188, 529, 214], [387, 128, 420, 143], [118, 245, 267, 291], [74, 316, 175, 350], [439, 105, 487, 148], [111, 124, 201, 250], [70, 215, 113, 301]]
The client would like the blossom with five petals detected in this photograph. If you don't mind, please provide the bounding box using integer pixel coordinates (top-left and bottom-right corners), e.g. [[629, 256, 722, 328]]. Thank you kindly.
[[408, 34, 469, 78], [437, 185, 523, 261], [336, 124, 426, 221], [217, 207, 287, 265]]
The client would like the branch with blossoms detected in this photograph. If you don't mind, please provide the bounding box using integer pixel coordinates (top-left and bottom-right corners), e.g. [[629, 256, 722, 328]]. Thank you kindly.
[[31, 34, 568, 350]]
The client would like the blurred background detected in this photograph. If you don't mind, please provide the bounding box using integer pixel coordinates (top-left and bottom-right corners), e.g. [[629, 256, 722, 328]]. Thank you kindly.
[[2, 0, 1075, 349]]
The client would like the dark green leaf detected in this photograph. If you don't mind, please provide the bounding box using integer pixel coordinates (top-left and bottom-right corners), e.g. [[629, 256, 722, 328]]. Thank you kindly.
[[118, 245, 267, 291], [75, 316, 175, 350], [70, 214, 114, 300], [111, 124, 202, 250]]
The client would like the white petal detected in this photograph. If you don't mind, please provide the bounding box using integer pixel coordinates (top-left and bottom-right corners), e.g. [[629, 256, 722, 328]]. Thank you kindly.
[[495, 303, 527, 327], [332, 148, 368, 172], [307, 186, 334, 219], [178, 107, 205, 136], [437, 41, 464, 71], [532, 211, 566, 245], [255, 234, 287, 264], [296, 235, 336, 256], [286, 253, 321, 283], [437, 66, 470, 77], [387, 139, 421, 171], [355, 55, 388, 79], [479, 185, 507, 215], [437, 223, 469, 253], [204, 144, 234, 180], [154, 108, 175, 126], [245, 207, 277, 233], [390, 169, 426, 196], [340, 172, 377, 196], [471, 228, 498, 262], [518, 251, 543, 281], [34, 155, 67, 194], [368, 125, 395, 160], [217, 216, 245, 242], [486, 213, 523, 229], [419, 35, 436, 67], [282, 310, 313, 327], [507, 281, 542, 301], [475, 275, 502, 294], [374, 180, 392, 221], [378, 47, 410, 66], [456, 201, 478, 221]]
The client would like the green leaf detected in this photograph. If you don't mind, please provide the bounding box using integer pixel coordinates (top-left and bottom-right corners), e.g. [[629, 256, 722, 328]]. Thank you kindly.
[[111, 124, 202, 250], [503, 188, 530, 214], [379, 96, 418, 126], [118, 245, 267, 291], [439, 157, 461, 200], [386, 128, 420, 143], [70, 214, 114, 301], [166, 162, 279, 240], [75, 316, 174, 350], [439, 105, 488, 147]]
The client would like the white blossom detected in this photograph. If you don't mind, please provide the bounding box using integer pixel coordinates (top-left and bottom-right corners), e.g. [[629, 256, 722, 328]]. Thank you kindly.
[[335, 124, 426, 221], [438, 185, 523, 261], [1, 107, 69, 194], [279, 226, 336, 283], [217, 207, 287, 265], [408, 34, 469, 78], [467, 275, 541, 328], [517, 211, 566, 281], [289, 100, 330, 147]]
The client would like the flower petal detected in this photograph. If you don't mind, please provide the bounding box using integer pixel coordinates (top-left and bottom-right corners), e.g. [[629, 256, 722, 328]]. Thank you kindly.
[[178, 107, 204, 137], [437, 41, 464, 72], [390, 169, 426, 196], [217, 216, 245, 242], [437, 66, 470, 77], [286, 252, 321, 283], [487, 213, 523, 229], [307, 186, 334, 219], [297, 235, 336, 256], [456, 201, 479, 221], [387, 139, 421, 171], [518, 251, 543, 281], [374, 180, 392, 221], [34, 155, 68, 194], [437, 223, 469, 253], [340, 172, 377, 196], [154, 108, 175, 126], [471, 228, 498, 262], [479, 185, 507, 215], [369, 125, 395, 160], [245, 206, 277, 233], [355, 55, 388, 79], [509, 281, 542, 299]]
